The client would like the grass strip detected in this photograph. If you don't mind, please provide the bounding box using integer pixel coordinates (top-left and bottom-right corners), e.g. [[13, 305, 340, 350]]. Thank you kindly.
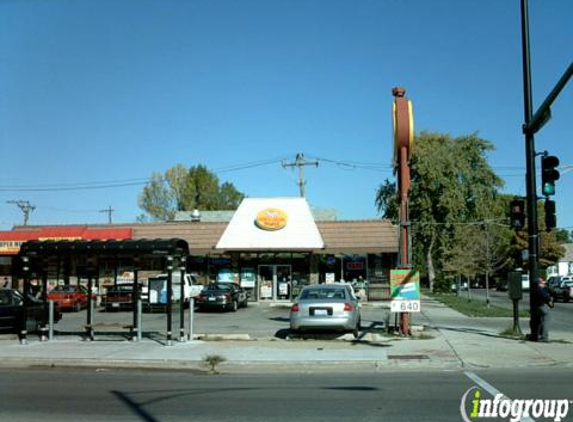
[[424, 289, 530, 318]]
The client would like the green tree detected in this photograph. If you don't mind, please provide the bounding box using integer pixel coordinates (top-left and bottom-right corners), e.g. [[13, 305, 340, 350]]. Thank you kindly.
[[508, 200, 565, 270], [374, 179, 398, 222], [138, 164, 245, 221], [376, 131, 504, 291], [138, 171, 175, 221]]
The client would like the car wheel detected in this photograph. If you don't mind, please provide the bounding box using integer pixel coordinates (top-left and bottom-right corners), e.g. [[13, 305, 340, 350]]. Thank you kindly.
[[74, 302, 82, 312], [232, 300, 238, 312], [243, 300, 248, 308], [352, 325, 360, 339], [565, 296, 570, 303]]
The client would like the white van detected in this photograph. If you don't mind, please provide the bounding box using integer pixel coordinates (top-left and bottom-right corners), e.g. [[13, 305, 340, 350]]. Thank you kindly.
[[143, 273, 203, 306], [521, 273, 530, 291]]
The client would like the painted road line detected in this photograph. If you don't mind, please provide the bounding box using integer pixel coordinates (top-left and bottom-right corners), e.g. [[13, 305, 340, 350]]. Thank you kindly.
[[464, 371, 536, 422]]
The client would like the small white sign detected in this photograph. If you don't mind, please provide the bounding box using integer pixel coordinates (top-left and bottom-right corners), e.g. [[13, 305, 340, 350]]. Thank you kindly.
[[391, 299, 421, 313]]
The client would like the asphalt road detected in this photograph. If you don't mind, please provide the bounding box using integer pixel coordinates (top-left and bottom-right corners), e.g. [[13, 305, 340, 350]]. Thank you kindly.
[[1, 367, 571, 422]]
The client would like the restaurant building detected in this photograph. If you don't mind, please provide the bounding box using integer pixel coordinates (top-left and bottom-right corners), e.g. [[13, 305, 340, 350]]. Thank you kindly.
[[0, 198, 398, 301]]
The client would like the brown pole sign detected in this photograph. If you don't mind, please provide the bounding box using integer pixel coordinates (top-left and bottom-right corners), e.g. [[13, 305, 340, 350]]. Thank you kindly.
[[392, 87, 414, 335]]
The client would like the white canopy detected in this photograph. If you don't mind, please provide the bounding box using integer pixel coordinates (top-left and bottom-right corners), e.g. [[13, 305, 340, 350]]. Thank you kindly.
[[215, 198, 325, 251]]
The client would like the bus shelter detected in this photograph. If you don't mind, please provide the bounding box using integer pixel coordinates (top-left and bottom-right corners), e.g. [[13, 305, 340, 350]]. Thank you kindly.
[[18, 238, 189, 345]]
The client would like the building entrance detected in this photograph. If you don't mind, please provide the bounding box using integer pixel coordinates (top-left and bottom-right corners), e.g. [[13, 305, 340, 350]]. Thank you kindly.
[[258, 265, 292, 301]]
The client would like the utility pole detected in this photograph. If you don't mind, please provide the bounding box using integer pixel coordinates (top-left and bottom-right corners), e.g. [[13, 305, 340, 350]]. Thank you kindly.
[[99, 206, 114, 224], [282, 153, 319, 197], [6, 200, 35, 226]]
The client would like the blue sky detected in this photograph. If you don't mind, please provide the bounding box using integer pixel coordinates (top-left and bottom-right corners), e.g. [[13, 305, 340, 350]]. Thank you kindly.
[[1, 0, 571, 230]]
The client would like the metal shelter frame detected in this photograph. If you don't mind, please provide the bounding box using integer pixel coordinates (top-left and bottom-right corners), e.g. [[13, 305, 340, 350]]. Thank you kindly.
[[17, 238, 190, 345]]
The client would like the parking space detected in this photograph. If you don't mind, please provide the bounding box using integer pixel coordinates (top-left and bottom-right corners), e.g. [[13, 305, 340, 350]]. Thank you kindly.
[[51, 302, 392, 340]]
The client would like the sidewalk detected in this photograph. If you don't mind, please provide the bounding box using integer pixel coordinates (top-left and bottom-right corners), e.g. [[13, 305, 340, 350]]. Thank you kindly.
[[0, 296, 570, 373]]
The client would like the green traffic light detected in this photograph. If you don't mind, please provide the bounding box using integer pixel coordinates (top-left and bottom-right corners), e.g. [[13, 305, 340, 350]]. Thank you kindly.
[[542, 182, 555, 196]]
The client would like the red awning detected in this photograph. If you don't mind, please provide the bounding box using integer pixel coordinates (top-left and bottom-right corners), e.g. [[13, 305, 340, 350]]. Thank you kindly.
[[0, 226, 133, 255]]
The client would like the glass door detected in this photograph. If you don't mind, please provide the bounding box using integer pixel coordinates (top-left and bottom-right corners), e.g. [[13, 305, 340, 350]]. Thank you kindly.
[[258, 265, 293, 301], [258, 265, 274, 301], [275, 265, 292, 301]]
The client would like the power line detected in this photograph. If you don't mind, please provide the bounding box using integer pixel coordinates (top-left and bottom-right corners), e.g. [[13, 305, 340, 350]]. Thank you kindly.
[[0, 156, 567, 193]]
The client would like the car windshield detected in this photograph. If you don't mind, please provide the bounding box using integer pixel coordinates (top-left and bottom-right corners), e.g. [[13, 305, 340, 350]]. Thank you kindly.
[[205, 283, 232, 291], [300, 288, 347, 300]]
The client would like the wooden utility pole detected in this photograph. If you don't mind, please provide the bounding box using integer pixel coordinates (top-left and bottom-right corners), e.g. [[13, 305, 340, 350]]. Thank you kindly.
[[99, 206, 114, 224], [282, 153, 319, 197], [6, 200, 35, 226]]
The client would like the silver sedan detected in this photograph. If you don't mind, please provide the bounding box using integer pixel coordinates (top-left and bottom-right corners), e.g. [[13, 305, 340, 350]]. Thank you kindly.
[[289, 284, 361, 338]]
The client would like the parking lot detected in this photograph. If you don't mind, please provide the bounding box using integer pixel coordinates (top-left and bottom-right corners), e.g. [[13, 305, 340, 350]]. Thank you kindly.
[[52, 302, 392, 341]]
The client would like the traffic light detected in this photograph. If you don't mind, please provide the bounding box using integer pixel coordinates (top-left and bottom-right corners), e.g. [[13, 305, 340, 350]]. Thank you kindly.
[[509, 199, 526, 230], [541, 155, 560, 196], [544, 199, 556, 231]]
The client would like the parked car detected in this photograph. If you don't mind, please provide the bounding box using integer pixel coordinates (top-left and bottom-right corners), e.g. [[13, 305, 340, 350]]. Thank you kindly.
[[549, 276, 573, 302], [47, 285, 92, 312], [196, 283, 248, 312], [290, 284, 361, 338], [102, 285, 135, 311], [0, 289, 62, 333], [548, 275, 564, 294]]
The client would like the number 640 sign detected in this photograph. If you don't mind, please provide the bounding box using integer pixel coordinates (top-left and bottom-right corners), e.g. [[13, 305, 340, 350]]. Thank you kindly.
[[390, 270, 421, 313]]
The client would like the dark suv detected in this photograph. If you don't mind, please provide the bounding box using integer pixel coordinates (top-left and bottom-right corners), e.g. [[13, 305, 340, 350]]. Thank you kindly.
[[547, 275, 573, 302]]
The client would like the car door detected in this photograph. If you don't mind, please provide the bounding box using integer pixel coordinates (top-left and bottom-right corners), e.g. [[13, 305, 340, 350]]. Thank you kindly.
[[233, 284, 246, 304], [0, 290, 20, 330]]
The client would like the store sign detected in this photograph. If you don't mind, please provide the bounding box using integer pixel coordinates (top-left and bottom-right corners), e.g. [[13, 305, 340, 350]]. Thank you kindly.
[[346, 262, 364, 270], [0, 241, 25, 255], [255, 208, 288, 231], [390, 269, 421, 313]]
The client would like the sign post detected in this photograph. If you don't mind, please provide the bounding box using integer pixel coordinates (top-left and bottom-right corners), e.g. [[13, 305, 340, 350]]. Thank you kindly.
[[392, 87, 415, 335]]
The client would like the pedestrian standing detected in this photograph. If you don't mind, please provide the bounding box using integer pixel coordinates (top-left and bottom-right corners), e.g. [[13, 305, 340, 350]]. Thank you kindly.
[[530, 277, 554, 342]]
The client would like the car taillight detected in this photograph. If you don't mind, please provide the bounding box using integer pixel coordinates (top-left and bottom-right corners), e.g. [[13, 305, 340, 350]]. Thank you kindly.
[[224, 293, 231, 301], [344, 303, 353, 312], [291, 304, 300, 312]]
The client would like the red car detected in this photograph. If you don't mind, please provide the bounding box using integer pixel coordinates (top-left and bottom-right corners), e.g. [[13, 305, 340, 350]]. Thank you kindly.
[[47, 285, 92, 312]]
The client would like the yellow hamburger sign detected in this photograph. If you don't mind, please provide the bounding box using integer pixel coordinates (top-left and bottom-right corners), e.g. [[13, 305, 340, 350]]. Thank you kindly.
[[255, 208, 288, 231]]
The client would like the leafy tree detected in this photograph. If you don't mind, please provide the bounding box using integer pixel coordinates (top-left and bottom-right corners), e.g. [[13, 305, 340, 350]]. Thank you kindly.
[[138, 172, 175, 221], [138, 164, 245, 221], [443, 225, 480, 281], [376, 131, 504, 291], [375, 179, 398, 222], [508, 200, 565, 270], [554, 228, 571, 244]]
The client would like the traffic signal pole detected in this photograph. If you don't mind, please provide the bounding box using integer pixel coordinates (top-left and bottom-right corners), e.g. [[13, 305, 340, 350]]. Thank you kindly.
[[520, 0, 540, 338], [520, 0, 572, 340]]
